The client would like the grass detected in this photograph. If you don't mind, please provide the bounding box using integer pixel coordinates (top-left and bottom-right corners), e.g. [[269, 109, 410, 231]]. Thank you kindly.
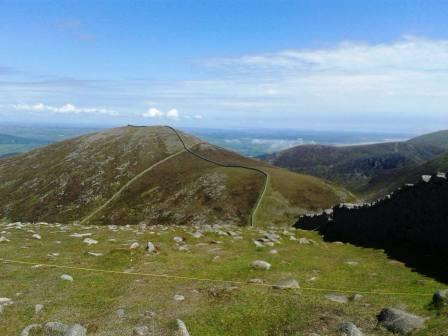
[[1, 221, 447, 335]]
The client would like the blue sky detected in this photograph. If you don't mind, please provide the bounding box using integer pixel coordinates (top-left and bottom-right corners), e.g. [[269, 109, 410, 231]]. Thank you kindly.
[[1, 0, 448, 132]]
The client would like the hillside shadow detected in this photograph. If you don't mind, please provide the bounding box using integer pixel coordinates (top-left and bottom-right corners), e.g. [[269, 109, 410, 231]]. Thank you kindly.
[[322, 237, 448, 284]]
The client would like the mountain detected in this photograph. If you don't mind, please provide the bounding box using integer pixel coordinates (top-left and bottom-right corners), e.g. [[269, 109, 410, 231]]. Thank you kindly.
[[261, 130, 448, 198], [362, 150, 448, 198], [0, 125, 353, 225]]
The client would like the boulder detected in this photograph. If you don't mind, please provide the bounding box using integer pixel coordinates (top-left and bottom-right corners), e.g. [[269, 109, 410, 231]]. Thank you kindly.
[[174, 294, 185, 301], [146, 242, 156, 253], [324, 294, 348, 304], [32, 234, 42, 240], [60, 274, 74, 282], [433, 289, 448, 308], [338, 322, 363, 336], [116, 308, 125, 318], [82, 238, 98, 245], [250, 260, 271, 270], [133, 326, 150, 336], [35, 303, 44, 314], [65, 324, 87, 336], [177, 319, 190, 336], [377, 308, 426, 334], [272, 278, 300, 290], [130, 242, 140, 249], [0, 236, 10, 243]]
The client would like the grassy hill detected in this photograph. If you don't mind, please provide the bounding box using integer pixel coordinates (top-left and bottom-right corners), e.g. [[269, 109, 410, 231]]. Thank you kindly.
[[0, 126, 353, 226], [262, 130, 448, 198]]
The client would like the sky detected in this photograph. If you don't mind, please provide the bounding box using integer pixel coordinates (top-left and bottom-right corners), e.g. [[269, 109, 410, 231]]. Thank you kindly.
[[1, 0, 448, 133]]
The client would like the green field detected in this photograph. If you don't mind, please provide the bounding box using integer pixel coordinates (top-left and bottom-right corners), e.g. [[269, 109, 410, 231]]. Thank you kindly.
[[0, 221, 446, 335]]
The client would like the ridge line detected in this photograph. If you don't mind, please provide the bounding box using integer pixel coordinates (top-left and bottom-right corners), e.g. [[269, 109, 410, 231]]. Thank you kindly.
[[165, 126, 270, 227]]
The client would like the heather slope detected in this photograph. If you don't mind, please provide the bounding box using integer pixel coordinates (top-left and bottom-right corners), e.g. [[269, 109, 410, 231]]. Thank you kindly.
[[0, 126, 352, 226]]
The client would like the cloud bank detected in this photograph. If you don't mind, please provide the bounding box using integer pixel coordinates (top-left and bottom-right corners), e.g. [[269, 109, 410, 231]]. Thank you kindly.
[[12, 103, 118, 116]]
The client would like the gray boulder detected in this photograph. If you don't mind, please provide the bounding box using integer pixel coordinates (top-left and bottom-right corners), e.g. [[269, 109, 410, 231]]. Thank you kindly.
[[272, 278, 300, 290], [325, 294, 349, 304], [250, 260, 271, 270], [133, 326, 150, 336], [177, 319, 190, 336], [433, 289, 448, 308], [65, 324, 87, 336], [338, 322, 363, 336], [377, 308, 426, 334]]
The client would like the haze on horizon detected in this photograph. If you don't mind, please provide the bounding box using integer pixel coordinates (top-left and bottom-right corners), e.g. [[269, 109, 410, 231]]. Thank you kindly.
[[1, 0, 448, 133]]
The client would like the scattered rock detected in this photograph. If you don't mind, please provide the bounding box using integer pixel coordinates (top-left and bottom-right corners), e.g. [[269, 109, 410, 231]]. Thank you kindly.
[[250, 260, 271, 270], [32, 234, 42, 240], [433, 289, 448, 308], [129, 242, 140, 249], [61, 274, 73, 282], [248, 278, 264, 284], [0, 236, 10, 243], [377, 308, 426, 334], [65, 324, 87, 336], [116, 308, 126, 318], [83, 238, 98, 245], [191, 232, 203, 239], [325, 294, 348, 304], [269, 249, 278, 254], [70, 233, 92, 238], [344, 261, 359, 266], [177, 319, 190, 336], [174, 294, 185, 301], [273, 278, 300, 290], [21, 324, 42, 336], [173, 236, 184, 243], [298, 237, 310, 244], [178, 245, 189, 252], [338, 322, 363, 336], [146, 242, 156, 253], [253, 240, 264, 248], [133, 326, 150, 336], [87, 252, 103, 257], [35, 303, 44, 314], [350, 294, 363, 302], [0, 297, 13, 313]]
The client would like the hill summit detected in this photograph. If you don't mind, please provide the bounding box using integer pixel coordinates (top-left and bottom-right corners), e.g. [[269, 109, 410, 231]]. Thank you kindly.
[[0, 126, 352, 226]]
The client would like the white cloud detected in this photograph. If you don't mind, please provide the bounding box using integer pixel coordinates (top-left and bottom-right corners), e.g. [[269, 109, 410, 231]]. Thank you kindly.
[[142, 107, 163, 118], [206, 36, 448, 73], [166, 108, 179, 119], [12, 103, 118, 115], [251, 138, 305, 152]]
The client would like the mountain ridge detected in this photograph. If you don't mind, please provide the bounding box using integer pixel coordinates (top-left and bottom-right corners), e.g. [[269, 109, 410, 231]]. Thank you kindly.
[[0, 125, 353, 226], [261, 129, 448, 198]]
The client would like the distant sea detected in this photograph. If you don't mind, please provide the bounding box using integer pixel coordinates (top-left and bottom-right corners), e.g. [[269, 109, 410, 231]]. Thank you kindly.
[[184, 128, 415, 157]]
